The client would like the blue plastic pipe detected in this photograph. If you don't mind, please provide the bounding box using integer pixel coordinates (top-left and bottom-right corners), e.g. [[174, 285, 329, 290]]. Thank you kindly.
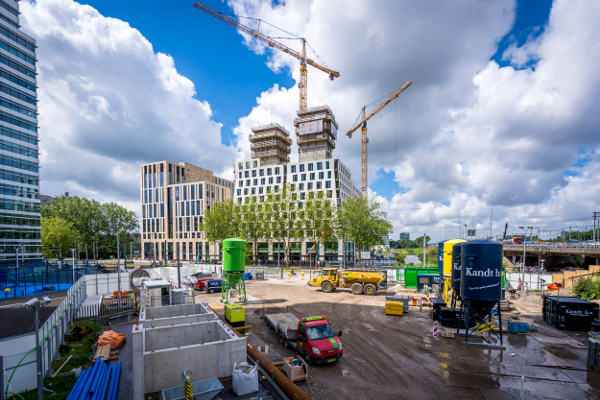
[[72, 360, 98, 400], [87, 361, 105, 399], [106, 364, 117, 400], [66, 369, 88, 400], [98, 364, 114, 400], [93, 362, 112, 400], [77, 360, 101, 400], [109, 363, 121, 400]]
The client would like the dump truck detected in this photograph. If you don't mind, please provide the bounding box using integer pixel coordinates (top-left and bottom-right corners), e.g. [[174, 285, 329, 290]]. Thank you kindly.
[[308, 267, 388, 295], [263, 313, 343, 364]]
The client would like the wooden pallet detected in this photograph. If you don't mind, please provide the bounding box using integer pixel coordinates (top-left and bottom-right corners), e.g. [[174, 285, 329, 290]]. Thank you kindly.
[[509, 317, 528, 324], [93, 344, 112, 361], [440, 331, 454, 339]]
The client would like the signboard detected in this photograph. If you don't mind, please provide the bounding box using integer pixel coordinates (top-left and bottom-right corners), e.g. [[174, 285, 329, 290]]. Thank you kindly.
[[330, 122, 337, 139], [299, 120, 323, 135], [467, 229, 476, 237]]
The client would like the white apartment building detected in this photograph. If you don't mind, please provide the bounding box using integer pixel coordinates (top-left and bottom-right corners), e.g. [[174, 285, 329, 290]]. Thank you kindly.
[[234, 105, 361, 263]]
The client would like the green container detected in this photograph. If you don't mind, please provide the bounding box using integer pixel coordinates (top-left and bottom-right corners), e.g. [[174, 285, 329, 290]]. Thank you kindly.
[[223, 238, 246, 286], [404, 266, 438, 289]]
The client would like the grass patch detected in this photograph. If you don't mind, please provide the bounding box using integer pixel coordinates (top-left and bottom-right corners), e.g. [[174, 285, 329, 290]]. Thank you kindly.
[[18, 322, 104, 400]]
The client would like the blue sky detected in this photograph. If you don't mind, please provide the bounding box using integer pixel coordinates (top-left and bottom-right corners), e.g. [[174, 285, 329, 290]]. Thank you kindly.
[[25, 0, 600, 239], [78, 0, 294, 147], [80, 0, 554, 201]]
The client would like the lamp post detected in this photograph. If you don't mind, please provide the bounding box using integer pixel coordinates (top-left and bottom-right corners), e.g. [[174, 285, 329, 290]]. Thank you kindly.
[[70, 248, 76, 284]]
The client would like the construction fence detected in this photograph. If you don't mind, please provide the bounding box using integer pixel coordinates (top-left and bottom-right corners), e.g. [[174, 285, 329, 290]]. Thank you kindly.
[[0, 273, 130, 394]]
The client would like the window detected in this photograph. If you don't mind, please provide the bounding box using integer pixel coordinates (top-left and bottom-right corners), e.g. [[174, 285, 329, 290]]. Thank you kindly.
[[260, 196, 264, 202], [293, 175, 298, 182], [308, 163, 314, 171], [316, 182, 322, 189], [246, 179, 250, 186], [326, 161, 330, 169], [274, 185, 279, 191], [175, 187, 179, 201], [238, 172, 242, 179], [261, 178, 266, 185], [259, 187, 263, 194], [328, 171, 331, 179], [237, 189, 241, 196], [275, 167, 280, 174], [252, 170, 257, 177], [317, 162, 323, 170], [245, 171, 249, 178], [267, 168, 272, 176], [266, 186, 271, 192], [326, 181, 331, 188], [251, 188, 256, 195], [260, 169, 264, 176], [319, 172, 324, 179], [238, 162, 243, 170], [299, 164, 305, 172], [300, 192, 305, 200], [298, 202, 303, 209], [308, 182, 313, 190], [301, 174, 306, 181], [327, 190, 333, 198], [291, 184, 295, 190], [276, 176, 281, 183], [244, 188, 248, 195], [253, 179, 258, 185], [238, 180, 243, 187], [310, 173, 315, 180], [299, 183, 304, 190], [246, 161, 250, 168], [291, 165, 296, 173], [183, 186, 187, 200], [253, 160, 258, 168]]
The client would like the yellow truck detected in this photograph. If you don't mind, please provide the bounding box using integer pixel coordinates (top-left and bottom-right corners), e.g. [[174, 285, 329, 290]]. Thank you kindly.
[[308, 267, 388, 295]]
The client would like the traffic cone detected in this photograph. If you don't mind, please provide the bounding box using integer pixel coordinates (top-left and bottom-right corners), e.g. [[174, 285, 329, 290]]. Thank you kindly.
[[301, 272, 304, 279]]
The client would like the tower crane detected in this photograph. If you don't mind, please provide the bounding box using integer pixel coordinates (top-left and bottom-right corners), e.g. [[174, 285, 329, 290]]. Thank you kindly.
[[193, 2, 340, 111], [346, 80, 412, 198]]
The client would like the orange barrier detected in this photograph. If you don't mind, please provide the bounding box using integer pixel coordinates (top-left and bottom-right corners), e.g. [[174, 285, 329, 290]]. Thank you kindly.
[[97, 330, 127, 349], [112, 291, 128, 298]]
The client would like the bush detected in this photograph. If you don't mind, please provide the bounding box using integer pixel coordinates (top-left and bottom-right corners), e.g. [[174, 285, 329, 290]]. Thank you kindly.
[[572, 275, 600, 300]]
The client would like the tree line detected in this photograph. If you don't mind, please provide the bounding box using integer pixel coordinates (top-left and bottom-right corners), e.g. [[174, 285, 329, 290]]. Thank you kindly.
[[203, 184, 393, 265], [41, 195, 138, 260]]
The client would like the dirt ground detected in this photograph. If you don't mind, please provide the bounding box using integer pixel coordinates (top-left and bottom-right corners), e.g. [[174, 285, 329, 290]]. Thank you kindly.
[[196, 277, 600, 400]]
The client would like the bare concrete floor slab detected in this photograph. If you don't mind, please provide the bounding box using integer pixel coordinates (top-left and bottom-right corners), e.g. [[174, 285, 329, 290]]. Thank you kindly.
[[191, 279, 600, 400]]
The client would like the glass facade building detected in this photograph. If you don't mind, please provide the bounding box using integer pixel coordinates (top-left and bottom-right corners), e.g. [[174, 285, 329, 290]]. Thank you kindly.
[[0, 1, 41, 264]]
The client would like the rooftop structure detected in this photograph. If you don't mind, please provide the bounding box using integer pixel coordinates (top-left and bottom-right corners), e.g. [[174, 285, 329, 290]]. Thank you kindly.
[[249, 123, 292, 164], [293, 105, 338, 161]]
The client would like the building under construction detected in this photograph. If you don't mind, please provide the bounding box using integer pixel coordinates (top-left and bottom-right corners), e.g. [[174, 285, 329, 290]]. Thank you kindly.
[[294, 105, 338, 161], [249, 123, 292, 165]]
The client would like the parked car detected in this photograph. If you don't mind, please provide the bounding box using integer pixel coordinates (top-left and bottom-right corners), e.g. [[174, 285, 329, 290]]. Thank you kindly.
[[566, 239, 581, 244], [196, 277, 213, 291], [584, 240, 600, 246], [205, 279, 223, 294]]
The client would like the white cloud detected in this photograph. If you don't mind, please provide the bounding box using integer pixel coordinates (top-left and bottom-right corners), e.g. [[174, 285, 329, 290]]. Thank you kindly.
[[20, 0, 236, 211], [227, 0, 600, 240]]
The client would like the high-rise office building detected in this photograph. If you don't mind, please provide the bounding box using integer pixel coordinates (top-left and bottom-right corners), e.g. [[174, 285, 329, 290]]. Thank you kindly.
[[0, 1, 41, 265], [400, 232, 410, 241], [140, 161, 233, 262]]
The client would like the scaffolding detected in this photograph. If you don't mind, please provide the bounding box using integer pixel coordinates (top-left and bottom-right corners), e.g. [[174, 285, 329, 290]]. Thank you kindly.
[[294, 105, 338, 161], [249, 123, 292, 164]]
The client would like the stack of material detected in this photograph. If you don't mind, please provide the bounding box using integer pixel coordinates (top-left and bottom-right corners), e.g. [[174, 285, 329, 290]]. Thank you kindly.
[[508, 317, 529, 333], [385, 299, 403, 316], [66, 360, 121, 400], [97, 331, 127, 349]]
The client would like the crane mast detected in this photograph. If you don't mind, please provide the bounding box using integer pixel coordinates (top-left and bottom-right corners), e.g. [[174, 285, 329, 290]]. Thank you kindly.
[[193, 2, 339, 111], [346, 80, 413, 197]]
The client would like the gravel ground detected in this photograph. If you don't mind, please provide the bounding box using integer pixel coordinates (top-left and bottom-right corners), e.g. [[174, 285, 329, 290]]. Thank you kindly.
[[195, 278, 600, 400]]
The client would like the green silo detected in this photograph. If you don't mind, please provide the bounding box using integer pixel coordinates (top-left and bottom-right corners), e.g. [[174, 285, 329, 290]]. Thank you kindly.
[[221, 238, 247, 304]]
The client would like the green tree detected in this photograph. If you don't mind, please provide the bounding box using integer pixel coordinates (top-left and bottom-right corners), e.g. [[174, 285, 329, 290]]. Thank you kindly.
[[102, 202, 139, 259], [41, 217, 80, 259], [42, 195, 138, 258], [303, 190, 337, 265], [267, 184, 302, 267], [202, 199, 243, 251], [339, 197, 393, 263], [239, 197, 265, 263]]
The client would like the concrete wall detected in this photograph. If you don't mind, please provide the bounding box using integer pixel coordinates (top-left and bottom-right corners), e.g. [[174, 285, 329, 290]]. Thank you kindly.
[[145, 302, 211, 320], [132, 320, 246, 398], [141, 312, 215, 329]]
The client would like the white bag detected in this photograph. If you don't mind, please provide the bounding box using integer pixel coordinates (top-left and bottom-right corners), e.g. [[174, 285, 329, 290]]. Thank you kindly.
[[232, 362, 258, 396]]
